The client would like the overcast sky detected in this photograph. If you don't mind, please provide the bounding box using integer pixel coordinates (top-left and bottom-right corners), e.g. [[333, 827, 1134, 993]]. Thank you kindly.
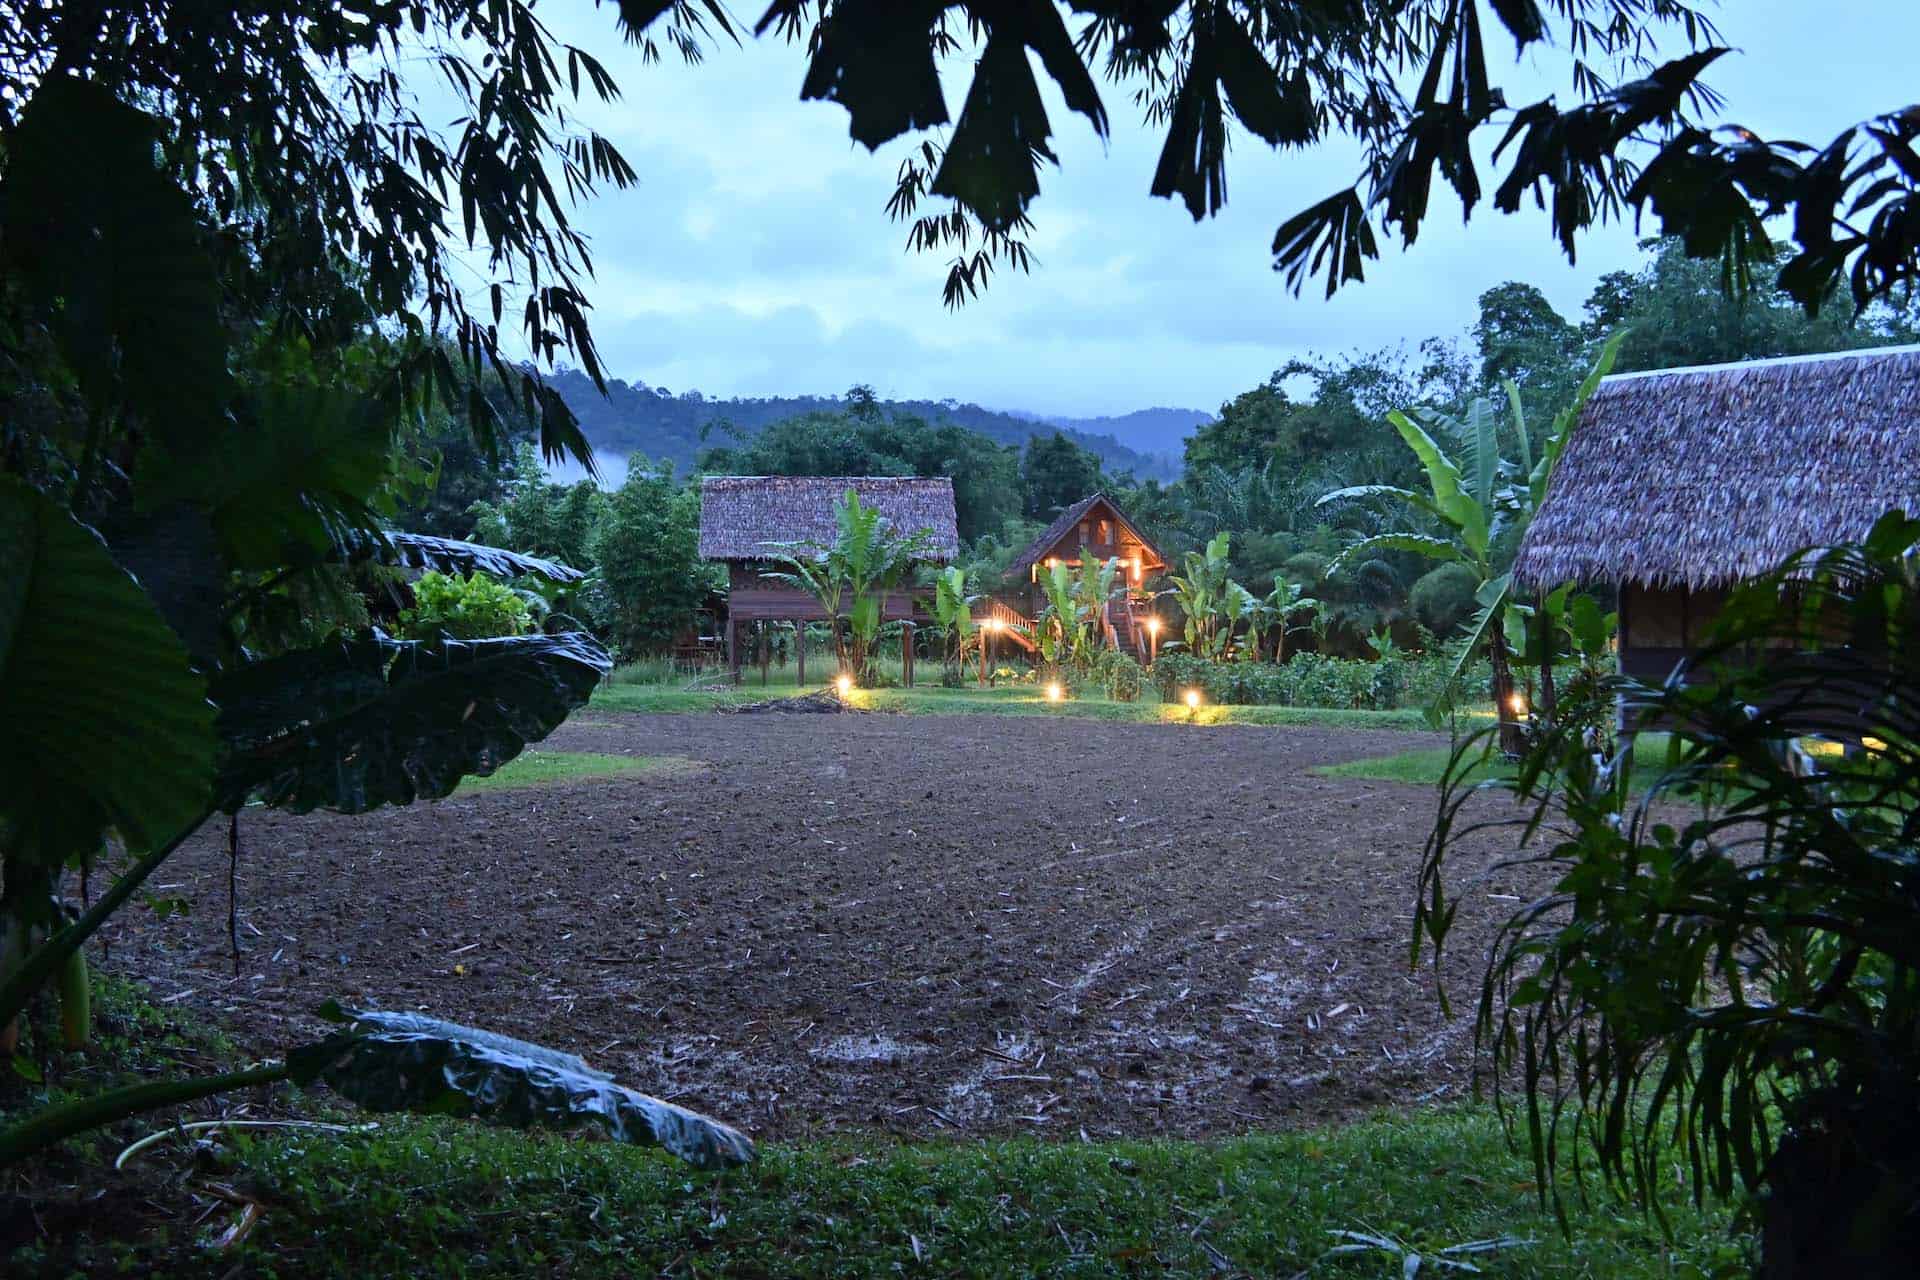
[[488, 2, 1912, 417]]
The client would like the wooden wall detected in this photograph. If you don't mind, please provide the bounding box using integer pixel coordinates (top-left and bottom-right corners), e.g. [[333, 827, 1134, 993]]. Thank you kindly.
[[1619, 583, 1728, 681], [725, 563, 925, 622]]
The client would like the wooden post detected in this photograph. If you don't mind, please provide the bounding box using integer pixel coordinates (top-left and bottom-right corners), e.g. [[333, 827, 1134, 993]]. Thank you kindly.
[[760, 622, 771, 686], [902, 622, 914, 687], [727, 618, 740, 684], [796, 619, 806, 688]]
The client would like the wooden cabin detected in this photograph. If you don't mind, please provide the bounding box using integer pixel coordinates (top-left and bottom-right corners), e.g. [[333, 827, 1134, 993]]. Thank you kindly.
[[1001, 493, 1171, 659], [697, 475, 960, 683], [1513, 344, 1920, 703]]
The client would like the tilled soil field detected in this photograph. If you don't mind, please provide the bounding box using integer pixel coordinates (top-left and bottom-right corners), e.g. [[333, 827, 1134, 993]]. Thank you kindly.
[[105, 711, 1533, 1143]]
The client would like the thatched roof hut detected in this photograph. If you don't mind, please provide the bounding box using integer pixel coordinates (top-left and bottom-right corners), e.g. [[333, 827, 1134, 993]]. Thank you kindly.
[[1514, 344, 1920, 591], [697, 476, 960, 564]]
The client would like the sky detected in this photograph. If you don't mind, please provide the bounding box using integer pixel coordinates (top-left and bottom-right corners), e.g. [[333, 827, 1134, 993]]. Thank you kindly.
[[470, 1, 1915, 418]]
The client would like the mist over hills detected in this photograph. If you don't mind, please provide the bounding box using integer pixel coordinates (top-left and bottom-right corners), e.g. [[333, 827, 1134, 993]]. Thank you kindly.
[[545, 368, 1196, 481]]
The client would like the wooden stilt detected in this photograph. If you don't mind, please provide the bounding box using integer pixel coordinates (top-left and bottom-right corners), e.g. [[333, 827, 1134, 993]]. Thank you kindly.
[[902, 622, 915, 687], [760, 622, 770, 686], [796, 620, 806, 687], [727, 618, 740, 684]]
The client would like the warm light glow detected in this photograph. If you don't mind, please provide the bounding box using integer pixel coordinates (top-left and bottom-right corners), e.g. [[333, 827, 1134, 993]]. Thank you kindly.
[[1863, 735, 1889, 753], [1508, 694, 1528, 717], [1045, 682, 1063, 702], [1183, 689, 1201, 710], [1145, 617, 1162, 635], [835, 675, 853, 696]]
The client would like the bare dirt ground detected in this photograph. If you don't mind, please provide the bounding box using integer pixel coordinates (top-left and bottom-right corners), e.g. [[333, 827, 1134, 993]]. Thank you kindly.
[[103, 712, 1534, 1143]]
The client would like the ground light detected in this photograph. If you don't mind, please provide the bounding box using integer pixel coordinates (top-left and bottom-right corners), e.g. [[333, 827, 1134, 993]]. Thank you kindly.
[[836, 675, 853, 697], [1045, 681, 1063, 702], [1507, 693, 1528, 717], [1183, 688, 1201, 714]]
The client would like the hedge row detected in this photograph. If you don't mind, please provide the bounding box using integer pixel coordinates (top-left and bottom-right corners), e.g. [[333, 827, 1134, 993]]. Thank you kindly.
[[1147, 651, 1492, 712]]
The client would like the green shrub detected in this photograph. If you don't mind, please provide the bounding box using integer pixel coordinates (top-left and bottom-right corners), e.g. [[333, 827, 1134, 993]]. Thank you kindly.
[[402, 571, 534, 640], [1094, 649, 1144, 701], [1152, 650, 1498, 711], [1410, 562, 1480, 637]]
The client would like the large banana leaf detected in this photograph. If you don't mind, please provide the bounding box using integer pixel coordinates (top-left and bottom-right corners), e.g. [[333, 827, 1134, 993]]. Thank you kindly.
[[342, 530, 586, 583], [1531, 330, 1627, 511], [317, 1006, 754, 1170], [212, 630, 609, 813], [1331, 533, 1465, 573], [0, 1008, 754, 1171], [0, 477, 214, 860], [1384, 408, 1490, 562], [1, 80, 228, 453]]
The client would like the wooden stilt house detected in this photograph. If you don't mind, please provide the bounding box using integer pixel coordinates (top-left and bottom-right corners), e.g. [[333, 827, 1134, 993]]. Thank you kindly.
[[697, 476, 960, 684], [1513, 344, 1920, 689], [996, 493, 1171, 660]]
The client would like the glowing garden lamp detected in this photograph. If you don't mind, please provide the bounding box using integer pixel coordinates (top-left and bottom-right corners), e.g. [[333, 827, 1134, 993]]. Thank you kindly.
[[1183, 688, 1201, 717], [1045, 681, 1063, 703], [836, 674, 853, 697], [1145, 615, 1162, 664], [1507, 692, 1528, 718]]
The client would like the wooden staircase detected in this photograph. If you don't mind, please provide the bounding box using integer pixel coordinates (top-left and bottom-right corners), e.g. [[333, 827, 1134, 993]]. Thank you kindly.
[[1105, 594, 1152, 660], [982, 596, 1152, 661], [984, 598, 1038, 652]]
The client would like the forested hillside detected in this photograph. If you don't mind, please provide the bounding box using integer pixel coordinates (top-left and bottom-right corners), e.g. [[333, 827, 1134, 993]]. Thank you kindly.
[[543, 369, 1177, 480], [1022, 407, 1210, 460]]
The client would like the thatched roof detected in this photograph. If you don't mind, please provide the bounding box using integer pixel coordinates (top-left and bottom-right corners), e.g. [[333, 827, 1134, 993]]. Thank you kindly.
[[697, 476, 959, 563], [1007, 492, 1169, 577], [1513, 344, 1920, 590]]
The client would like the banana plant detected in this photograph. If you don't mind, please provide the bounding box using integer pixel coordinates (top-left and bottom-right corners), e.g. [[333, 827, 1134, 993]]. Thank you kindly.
[[1222, 581, 1260, 660], [1257, 576, 1321, 664], [1166, 532, 1235, 658], [930, 565, 977, 680], [764, 488, 930, 684], [1316, 333, 1625, 750], [1072, 550, 1121, 656], [1035, 559, 1084, 668]]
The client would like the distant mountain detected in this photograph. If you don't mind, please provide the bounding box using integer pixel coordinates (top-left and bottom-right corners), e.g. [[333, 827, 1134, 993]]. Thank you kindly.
[[543, 368, 1184, 481], [1026, 407, 1211, 459]]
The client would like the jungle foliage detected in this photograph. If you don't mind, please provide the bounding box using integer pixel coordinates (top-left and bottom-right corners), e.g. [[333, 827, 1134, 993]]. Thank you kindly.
[[1416, 511, 1920, 1275], [0, 0, 751, 1171]]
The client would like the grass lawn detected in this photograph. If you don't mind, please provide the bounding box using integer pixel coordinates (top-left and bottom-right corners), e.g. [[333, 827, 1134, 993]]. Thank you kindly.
[[7, 918, 1750, 1277], [457, 750, 698, 792], [199, 1106, 1739, 1279], [592, 669, 1448, 731], [1314, 735, 1682, 788]]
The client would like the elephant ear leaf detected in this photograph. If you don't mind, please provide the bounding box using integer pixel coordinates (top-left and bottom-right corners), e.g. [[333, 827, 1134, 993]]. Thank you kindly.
[[211, 631, 610, 813], [317, 1007, 755, 1170], [0, 477, 214, 857]]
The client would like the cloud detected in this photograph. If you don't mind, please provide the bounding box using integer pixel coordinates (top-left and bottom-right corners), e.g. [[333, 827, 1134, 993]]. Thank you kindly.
[[445, 3, 1910, 416]]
